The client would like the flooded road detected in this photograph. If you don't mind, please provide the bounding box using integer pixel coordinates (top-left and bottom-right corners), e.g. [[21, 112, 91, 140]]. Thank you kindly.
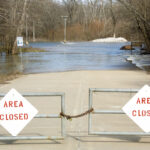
[[0, 42, 137, 74]]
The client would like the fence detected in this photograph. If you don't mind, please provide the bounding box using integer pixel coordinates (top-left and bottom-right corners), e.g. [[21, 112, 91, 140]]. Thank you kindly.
[[88, 88, 150, 136], [1, 88, 150, 141], [0, 92, 65, 141]]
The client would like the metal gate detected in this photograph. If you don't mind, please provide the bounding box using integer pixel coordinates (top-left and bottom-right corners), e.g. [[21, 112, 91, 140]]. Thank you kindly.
[[0, 92, 65, 141], [88, 88, 150, 136]]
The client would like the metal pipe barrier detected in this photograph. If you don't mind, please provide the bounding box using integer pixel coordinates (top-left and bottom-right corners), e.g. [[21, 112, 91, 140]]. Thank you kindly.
[[0, 92, 65, 141], [88, 88, 150, 136]]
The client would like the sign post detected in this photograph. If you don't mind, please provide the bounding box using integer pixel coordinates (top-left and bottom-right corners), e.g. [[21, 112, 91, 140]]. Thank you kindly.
[[17, 37, 24, 71]]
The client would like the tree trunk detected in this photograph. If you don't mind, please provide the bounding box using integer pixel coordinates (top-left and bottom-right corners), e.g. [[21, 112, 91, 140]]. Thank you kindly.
[[109, 0, 116, 37], [143, 24, 150, 51], [12, 0, 28, 55]]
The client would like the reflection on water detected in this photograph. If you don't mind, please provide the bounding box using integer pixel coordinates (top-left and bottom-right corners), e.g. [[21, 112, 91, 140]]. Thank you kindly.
[[0, 54, 23, 74], [0, 42, 137, 74]]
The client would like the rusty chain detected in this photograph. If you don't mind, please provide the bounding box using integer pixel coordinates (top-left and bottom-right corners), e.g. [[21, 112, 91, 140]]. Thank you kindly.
[[60, 108, 94, 120]]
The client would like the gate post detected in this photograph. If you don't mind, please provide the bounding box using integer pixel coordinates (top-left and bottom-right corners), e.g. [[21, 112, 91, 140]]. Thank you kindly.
[[61, 93, 65, 137]]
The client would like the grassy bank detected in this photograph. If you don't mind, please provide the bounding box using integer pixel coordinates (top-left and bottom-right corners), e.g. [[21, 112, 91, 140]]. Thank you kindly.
[[0, 72, 22, 84], [0, 46, 46, 55], [19, 47, 46, 52]]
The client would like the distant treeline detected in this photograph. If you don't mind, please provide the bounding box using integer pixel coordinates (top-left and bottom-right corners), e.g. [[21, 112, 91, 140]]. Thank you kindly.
[[0, 0, 150, 54]]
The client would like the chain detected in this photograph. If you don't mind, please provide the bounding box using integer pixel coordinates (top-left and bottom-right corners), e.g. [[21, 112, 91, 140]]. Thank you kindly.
[[60, 108, 94, 120]]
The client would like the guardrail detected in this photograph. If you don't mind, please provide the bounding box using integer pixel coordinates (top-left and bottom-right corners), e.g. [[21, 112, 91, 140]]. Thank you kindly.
[[0, 92, 65, 141], [88, 88, 150, 136]]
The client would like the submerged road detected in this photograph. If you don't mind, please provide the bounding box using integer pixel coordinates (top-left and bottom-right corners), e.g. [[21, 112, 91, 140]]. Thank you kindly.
[[0, 42, 138, 75]]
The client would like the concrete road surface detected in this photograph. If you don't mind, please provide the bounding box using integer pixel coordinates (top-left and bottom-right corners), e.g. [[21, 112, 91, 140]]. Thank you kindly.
[[0, 70, 150, 150]]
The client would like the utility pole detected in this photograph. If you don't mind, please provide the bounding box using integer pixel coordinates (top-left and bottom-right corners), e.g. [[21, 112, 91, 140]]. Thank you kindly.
[[61, 16, 68, 43]]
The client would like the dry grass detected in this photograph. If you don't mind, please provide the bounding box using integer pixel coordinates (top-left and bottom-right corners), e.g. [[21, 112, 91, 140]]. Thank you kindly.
[[18, 47, 46, 52], [0, 72, 22, 84]]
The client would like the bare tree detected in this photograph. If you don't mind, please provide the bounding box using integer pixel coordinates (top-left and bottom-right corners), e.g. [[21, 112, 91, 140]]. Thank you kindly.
[[1, 0, 150, 54], [117, 0, 150, 52], [62, 0, 78, 24]]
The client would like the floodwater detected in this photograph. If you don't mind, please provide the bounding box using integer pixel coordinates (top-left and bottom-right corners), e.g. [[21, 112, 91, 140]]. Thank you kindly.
[[0, 42, 137, 74]]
